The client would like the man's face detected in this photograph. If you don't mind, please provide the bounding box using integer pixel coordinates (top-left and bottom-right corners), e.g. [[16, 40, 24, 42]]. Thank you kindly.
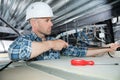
[[34, 17, 53, 36]]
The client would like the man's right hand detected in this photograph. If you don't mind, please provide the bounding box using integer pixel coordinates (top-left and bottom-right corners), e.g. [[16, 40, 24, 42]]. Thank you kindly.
[[50, 39, 69, 51]]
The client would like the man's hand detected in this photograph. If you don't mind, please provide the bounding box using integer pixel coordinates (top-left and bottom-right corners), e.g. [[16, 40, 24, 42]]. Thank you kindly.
[[50, 39, 69, 51], [106, 43, 120, 52]]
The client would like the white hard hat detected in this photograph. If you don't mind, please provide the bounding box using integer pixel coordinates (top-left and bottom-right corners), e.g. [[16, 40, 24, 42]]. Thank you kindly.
[[25, 2, 54, 20]]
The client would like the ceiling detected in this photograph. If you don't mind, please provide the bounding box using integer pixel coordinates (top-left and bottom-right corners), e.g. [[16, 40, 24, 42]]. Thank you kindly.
[[0, 0, 120, 40]]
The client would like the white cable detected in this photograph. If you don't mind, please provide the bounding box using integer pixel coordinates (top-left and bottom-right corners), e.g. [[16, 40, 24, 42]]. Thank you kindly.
[[55, 29, 82, 39]]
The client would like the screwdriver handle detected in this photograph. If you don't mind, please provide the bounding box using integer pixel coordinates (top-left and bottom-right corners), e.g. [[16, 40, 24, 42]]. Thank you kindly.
[[71, 59, 94, 66]]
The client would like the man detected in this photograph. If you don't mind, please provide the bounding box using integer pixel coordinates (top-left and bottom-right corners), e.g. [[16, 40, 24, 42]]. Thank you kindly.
[[8, 2, 120, 61]]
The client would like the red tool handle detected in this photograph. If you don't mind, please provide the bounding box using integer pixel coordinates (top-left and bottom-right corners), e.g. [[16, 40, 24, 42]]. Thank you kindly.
[[71, 59, 94, 66]]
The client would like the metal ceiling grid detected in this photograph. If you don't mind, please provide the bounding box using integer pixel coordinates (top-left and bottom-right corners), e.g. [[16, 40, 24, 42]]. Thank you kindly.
[[0, 0, 120, 39]]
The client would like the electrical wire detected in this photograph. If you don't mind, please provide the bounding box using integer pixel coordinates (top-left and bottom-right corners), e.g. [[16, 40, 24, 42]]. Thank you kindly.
[[93, 24, 114, 58], [0, 61, 13, 71], [0, 17, 21, 36], [93, 25, 106, 43], [108, 52, 114, 58]]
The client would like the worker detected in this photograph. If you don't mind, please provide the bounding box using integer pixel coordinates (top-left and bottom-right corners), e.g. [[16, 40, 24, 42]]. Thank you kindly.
[[8, 2, 120, 61]]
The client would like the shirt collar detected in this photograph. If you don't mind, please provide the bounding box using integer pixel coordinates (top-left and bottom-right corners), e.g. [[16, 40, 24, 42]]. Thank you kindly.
[[31, 32, 42, 41], [31, 32, 53, 41]]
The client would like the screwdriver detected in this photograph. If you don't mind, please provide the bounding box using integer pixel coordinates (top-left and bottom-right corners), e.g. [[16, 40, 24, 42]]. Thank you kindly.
[[71, 59, 119, 66]]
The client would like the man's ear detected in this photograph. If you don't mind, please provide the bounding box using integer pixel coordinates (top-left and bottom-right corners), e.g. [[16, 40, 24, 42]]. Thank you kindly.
[[30, 19, 37, 32]]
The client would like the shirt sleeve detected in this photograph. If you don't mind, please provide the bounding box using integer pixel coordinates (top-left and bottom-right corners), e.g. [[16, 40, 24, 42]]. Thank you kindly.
[[8, 37, 32, 61], [61, 45, 87, 57]]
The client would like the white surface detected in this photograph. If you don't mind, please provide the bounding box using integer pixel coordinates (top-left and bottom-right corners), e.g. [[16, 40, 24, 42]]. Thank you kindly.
[[0, 53, 10, 68], [0, 62, 65, 80], [0, 40, 13, 52], [29, 56, 120, 80]]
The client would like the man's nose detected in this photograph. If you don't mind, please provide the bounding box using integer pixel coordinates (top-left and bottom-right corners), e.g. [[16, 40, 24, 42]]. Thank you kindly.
[[50, 21, 53, 27]]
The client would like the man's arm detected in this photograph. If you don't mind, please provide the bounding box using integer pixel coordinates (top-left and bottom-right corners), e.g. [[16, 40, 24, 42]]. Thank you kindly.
[[86, 43, 120, 56], [61, 45, 87, 57], [8, 38, 68, 61], [62, 43, 120, 57], [86, 48, 109, 56], [30, 39, 68, 59]]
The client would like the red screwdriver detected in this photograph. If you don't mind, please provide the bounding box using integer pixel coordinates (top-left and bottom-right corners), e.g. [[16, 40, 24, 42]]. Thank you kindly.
[[71, 59, 119, 66], [71, 59, 94, 66]]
